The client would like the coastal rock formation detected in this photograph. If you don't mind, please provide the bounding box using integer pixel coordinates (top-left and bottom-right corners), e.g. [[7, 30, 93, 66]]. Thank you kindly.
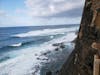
[[58, 0, 100, 75]]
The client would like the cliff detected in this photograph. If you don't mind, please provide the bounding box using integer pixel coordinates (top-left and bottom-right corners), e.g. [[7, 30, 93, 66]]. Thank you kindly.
[[58, 0, 100, 75]]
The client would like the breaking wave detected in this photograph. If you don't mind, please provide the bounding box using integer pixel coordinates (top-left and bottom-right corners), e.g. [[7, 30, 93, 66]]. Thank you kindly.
[[12, 28, 78, 38], [0, 32, 77, 75], [9, 43, 22, 47]]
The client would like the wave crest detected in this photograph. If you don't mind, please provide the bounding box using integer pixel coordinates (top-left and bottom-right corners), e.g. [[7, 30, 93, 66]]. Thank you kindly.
[[9, 43, 22, 47], [12, 28, 77, 38]]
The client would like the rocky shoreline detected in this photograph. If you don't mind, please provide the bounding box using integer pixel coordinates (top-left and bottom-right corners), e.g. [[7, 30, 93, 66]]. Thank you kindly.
[[32, 42, 75, 75]]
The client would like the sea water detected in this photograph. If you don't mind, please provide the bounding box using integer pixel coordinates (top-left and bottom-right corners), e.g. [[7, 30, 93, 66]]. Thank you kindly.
[[0, 24, 79, 75]]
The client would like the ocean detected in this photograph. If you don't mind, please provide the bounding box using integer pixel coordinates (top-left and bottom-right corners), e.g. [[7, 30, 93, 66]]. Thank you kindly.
[[0, 24, 79, 75]]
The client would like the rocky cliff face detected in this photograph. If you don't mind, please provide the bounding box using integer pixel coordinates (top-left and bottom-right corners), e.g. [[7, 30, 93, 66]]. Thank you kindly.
[[58, 0, 100, 75]]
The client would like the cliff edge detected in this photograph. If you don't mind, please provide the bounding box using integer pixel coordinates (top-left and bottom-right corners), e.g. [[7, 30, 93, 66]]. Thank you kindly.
[[58, 0, 100, 75]]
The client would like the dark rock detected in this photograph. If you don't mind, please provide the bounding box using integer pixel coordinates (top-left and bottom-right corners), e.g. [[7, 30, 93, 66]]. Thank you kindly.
[[60, 44, 65, 49], [37, 57, 40, 60], [42, 51, 51, 56], [43, 53, 48, 55], [37, 57, 48, 61], [55, 47, 59, 51], [42, 58, 48, 61], [53, 42, 65, 51], [52, 43, 62, 46], [56, 70, 59, 74], [46, 71, 52, 75]]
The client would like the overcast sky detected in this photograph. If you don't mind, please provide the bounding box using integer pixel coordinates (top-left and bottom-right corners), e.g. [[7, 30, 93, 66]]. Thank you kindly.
[[0, 0, 85, 27]]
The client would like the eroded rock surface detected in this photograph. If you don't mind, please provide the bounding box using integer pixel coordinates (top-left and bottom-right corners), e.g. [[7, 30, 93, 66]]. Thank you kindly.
[[58, 0, 100, 75]]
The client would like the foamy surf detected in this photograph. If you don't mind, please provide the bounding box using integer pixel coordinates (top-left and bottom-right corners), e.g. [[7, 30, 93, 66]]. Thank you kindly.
[[9, 43, 22, 47], [12, 28, 78, 38], [0, 32, 77, 75]]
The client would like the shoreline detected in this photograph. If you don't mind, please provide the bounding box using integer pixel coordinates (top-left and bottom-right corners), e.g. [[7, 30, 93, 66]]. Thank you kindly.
[[33, 42, 75, 75]]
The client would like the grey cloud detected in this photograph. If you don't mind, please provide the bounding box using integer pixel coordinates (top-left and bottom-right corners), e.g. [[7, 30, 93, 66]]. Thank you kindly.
[[43, 6, 84, 18], [34, 6, 84, 19], [25, 0, 85, 17]]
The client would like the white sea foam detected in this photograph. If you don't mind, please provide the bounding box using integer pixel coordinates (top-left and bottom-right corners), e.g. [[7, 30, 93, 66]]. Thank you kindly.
[[0, 32, 77, 75], [12, 27, 78, 38], [50, 35, 54, 39], [9, 43, 22, 47]]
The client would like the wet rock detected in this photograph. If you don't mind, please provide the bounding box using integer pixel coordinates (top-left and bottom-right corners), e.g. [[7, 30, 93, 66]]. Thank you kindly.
[[53, 43, 65, 51], [60, 44, 65, 49], [52, 43, 63, 46], [37, 57, 48, 61], [56, 70, 59, 74], [43, 53, 48, 55], [46, 71, 52, 75], [37, 57, 40, 60], [55, 47, 59, 51], [41, 51, 51, 56], [42, 58, 48, 61]]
